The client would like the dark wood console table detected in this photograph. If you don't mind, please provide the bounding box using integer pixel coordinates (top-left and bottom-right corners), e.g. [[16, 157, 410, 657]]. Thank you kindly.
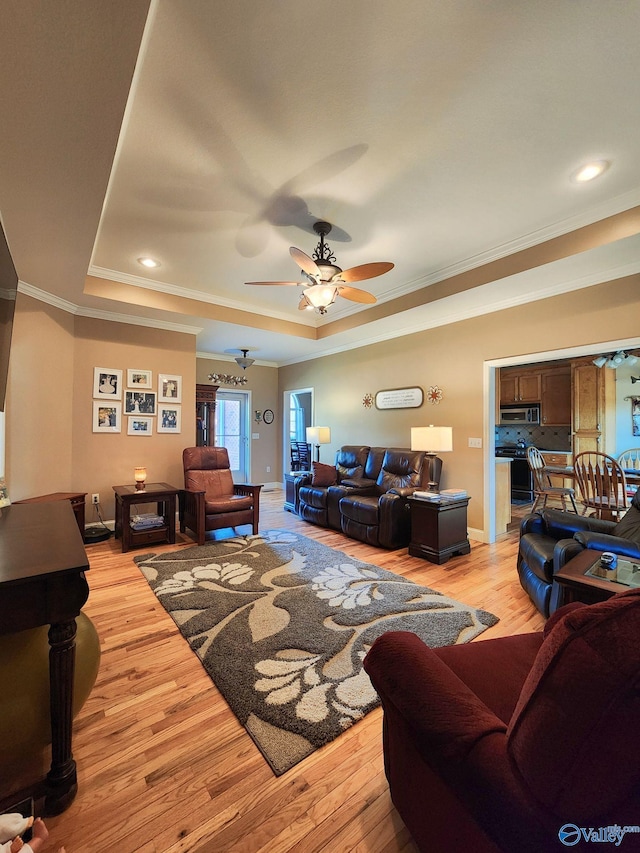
[[14, 491, 86, 536], [0, 501, 90, 814], [408, 495, 471, 564]]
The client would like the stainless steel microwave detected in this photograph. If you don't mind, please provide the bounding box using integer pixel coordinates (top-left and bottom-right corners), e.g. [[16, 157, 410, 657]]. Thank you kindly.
[[499, 405, 540, 425]]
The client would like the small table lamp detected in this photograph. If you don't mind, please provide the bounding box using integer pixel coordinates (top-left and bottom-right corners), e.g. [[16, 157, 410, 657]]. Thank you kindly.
[[134, 467, 147, 491], [306, 426, 331, 462], [411, 425, 453, 491]]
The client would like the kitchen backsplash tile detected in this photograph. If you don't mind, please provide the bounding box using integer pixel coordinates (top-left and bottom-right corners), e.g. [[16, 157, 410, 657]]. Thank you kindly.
[[496, 425, 571, 451]]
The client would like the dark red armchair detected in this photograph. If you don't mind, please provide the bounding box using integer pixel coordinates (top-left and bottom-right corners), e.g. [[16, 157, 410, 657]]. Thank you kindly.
[[179, 446, 262, 545], [364, 589, 640, 852]]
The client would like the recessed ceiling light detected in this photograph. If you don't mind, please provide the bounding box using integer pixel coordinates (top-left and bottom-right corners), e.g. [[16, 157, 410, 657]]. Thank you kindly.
[[572, 160, 610, 183], [138, 257, 160, 268]]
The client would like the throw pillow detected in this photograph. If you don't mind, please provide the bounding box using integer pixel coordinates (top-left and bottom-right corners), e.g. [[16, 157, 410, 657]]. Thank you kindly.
[[311, 461, 338, 487], [612, 506, 640, 546]]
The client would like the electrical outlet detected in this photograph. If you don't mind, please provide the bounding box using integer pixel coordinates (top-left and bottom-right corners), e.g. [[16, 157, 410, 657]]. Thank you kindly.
[[468, 438, 482, 449], [266, 466, 271, 473], [92, 493, 100, 504]]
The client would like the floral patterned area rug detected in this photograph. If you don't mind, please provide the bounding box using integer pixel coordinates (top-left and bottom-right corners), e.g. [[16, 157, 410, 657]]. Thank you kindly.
[[134, 529, 498, 775]]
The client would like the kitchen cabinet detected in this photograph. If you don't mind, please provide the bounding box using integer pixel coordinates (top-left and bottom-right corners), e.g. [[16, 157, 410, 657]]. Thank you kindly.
[[540, 368, 571, 425], [571, 359, 616, 455], [500, 369, 541, 404]]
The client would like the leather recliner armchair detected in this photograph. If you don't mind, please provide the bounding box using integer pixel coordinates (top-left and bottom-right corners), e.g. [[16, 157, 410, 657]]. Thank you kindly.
[[298, 445, 370, 529], [339, 449, 430, 548], [517, 489, 640, 616], [179, 446, 262, 545]]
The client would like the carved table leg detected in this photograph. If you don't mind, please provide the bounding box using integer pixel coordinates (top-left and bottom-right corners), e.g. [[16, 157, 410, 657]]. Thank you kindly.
[[44, 619, 78, 815]]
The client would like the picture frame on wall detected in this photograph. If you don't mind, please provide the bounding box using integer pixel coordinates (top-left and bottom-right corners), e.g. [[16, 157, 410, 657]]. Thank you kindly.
[[158, 403, 181, 433], [158, 373, 182, 403], [127, 416, 154, 436], [124, 390, 157, 415], [93, 367, 123, 400], [127, 368, 152, 389], [93, 401, 122, 433]]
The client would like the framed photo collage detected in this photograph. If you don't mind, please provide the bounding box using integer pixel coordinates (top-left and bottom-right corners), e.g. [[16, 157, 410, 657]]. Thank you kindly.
[[92, 368, 182, 436]]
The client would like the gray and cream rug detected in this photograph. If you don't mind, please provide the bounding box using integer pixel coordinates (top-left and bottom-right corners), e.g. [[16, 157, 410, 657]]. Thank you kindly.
[[134, 529, 498, 775]]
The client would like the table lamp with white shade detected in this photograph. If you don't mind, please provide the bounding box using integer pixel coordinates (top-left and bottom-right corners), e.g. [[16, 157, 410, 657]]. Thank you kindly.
[[306, 426, 331, 462], [411, 425, 453, 491]]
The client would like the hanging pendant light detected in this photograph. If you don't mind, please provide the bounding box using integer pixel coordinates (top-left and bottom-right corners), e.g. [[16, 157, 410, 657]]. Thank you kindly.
[[235, 348, 255, 370]]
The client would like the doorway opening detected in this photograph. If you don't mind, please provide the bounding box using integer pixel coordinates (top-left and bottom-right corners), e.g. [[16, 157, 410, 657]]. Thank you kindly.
[[283, 388, 313, 475]]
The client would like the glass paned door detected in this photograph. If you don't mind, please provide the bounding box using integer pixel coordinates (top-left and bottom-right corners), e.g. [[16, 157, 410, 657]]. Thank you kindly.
[[215, 390, 249, 481]]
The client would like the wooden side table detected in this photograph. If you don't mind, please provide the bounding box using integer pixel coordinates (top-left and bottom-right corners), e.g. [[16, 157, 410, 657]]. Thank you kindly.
[[553, 549, 636, 608], [408, 496, 471, 564], [14, 492, 86, 536], [284, 471, 309, 514], [112, 482, 179, 552]]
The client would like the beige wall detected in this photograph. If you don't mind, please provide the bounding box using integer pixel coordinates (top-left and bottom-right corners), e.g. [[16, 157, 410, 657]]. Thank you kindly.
[[196, 356, 280, 485], [7, 276, 640, 535], [279, 277, 640, 533], [7, 296, 196, 521], [7, 293, 75, 496]]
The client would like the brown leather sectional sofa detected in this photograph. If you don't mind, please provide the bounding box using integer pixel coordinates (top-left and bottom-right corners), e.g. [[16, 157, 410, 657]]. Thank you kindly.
[[296, 444, 442, 549]]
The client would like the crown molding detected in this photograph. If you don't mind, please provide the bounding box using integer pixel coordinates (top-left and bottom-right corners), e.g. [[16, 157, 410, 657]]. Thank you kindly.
[[276, 261, 640, 367], [17, 280, 201, 335], [87, 264, 317, 326], [372, 192, 640, 304]]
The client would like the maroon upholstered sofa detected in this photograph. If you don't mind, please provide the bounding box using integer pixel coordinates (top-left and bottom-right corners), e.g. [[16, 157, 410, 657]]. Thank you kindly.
[[364, 589, 640, 852]]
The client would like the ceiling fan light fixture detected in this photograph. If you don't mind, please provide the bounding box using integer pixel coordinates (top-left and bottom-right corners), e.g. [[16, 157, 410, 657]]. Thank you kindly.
[[303, 284, 338, 314]]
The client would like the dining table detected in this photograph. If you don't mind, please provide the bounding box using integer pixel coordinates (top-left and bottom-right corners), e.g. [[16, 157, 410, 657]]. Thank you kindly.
[[543, 464, 640, 488]]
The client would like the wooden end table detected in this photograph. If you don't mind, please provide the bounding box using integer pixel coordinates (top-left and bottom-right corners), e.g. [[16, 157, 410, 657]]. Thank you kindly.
[[112, 482, 179, 553], [408, 496, 471, 564], [554, 549, 640, 608], [284, 471, 310, 514]]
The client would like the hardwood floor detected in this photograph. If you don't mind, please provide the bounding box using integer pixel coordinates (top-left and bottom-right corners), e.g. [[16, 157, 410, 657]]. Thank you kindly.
[[33, 492, 542, 852]]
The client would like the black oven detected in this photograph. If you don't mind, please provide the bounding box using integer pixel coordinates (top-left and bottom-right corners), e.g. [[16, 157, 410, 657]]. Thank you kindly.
[[495, 447, 534, 502]]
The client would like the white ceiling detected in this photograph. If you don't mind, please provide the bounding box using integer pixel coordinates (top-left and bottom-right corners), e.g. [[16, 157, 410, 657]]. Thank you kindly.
[[2, 0, 640, 366]]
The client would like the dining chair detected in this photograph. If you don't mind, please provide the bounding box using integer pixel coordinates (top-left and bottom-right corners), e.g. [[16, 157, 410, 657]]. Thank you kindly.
[[290, 442, 302, 471], [526, 446, 578, 513], [295, 440, 311, 471], [573, 451, 629, 521], [617, 448, 640, 499]]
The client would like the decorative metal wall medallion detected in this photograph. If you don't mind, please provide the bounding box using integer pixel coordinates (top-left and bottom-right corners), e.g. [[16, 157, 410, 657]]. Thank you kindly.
[[362, 393, 374, 409], [427, 385, 443, 404]]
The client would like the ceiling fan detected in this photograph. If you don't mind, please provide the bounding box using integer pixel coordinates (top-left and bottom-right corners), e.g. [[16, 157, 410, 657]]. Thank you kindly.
[[245, 221, 394, 314]]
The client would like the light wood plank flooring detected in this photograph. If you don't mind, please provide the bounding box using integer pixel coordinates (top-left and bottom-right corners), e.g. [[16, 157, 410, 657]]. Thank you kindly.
[[25, 491, 542, 852]]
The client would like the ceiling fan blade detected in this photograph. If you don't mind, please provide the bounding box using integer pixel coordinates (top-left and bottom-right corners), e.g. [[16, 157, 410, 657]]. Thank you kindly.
[[290, 246, 320, 277], [337, 285, 377, 304], [245, 280, 302, 286], [338, 261, 394, 283]]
